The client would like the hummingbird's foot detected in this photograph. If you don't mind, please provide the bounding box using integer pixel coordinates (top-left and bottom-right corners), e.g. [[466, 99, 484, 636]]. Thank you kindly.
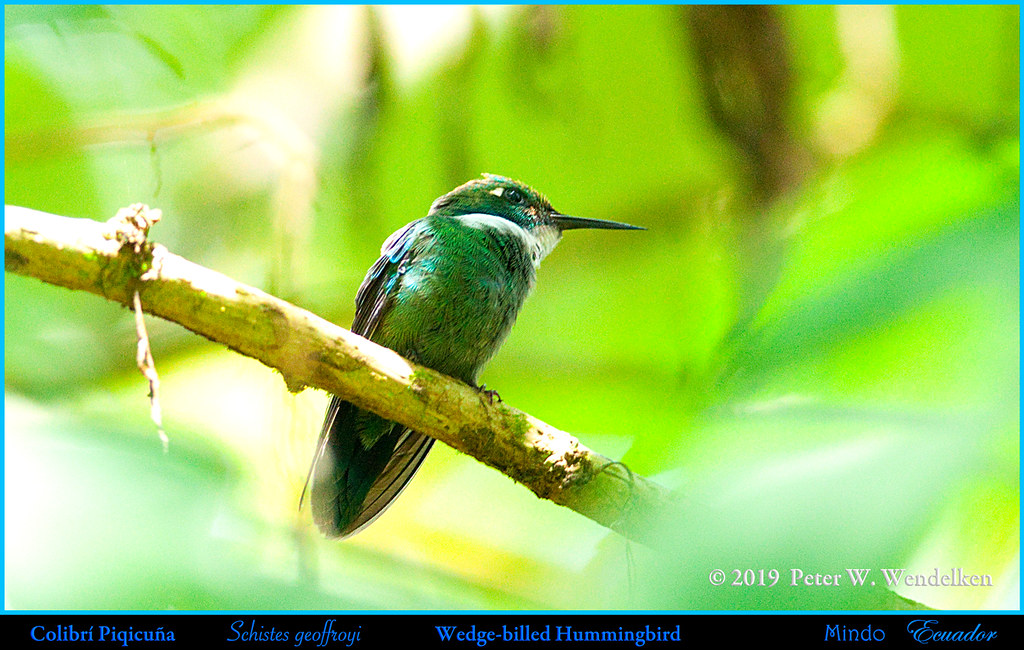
[[477, 384, 503, 405]]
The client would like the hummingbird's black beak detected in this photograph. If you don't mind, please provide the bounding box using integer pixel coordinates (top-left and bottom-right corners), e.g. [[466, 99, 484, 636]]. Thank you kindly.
[[550, 213, 645, 231]]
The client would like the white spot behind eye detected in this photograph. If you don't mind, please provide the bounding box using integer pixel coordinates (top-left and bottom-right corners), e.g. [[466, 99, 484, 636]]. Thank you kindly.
[[489, 188, 505, 197]]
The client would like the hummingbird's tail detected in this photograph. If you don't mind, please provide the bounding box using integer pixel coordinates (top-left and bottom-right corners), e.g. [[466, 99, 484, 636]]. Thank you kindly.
[[307, 395, 434, 538]]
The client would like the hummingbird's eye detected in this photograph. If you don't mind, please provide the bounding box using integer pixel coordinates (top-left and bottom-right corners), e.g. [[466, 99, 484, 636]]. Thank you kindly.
[[504, 188, 525, 205]]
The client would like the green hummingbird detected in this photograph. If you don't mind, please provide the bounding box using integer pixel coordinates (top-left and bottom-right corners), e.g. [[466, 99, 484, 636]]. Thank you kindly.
[[308, 174, 643, 538]]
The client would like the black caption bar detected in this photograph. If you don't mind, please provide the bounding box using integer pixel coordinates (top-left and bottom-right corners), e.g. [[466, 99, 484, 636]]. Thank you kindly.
[[1, 613, 1019, 648]]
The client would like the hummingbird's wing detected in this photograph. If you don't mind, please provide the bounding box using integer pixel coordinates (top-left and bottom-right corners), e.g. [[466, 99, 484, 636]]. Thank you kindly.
[[350, 221, 419, 338], [308, 221, 437, 538]]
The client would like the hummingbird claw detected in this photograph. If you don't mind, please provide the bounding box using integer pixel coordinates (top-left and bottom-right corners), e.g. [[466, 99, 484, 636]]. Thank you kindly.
[[477, 384, 502, 405]]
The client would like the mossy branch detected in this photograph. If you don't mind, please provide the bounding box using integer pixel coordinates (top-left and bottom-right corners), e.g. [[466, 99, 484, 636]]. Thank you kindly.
[[5, 204, 677, 545]]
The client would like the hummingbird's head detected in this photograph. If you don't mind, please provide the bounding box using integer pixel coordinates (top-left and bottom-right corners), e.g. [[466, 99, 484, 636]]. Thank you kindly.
[[429, 174, 644, 235], [428, 174, 556, 230]]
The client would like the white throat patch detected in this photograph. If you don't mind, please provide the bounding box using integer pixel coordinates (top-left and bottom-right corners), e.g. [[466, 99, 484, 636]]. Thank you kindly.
[[454, 213, 561, 267]]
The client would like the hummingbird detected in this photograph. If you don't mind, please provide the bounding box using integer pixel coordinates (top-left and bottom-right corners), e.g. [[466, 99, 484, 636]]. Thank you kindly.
[[307, 174, 643, 538]]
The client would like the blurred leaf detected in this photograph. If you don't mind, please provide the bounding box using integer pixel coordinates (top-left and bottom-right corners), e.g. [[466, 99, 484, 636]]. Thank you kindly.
[[896, 5, 1019, 125]]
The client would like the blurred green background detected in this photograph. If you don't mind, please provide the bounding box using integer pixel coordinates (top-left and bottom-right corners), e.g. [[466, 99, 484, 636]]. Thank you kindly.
[[4, 5, 1018, 610]]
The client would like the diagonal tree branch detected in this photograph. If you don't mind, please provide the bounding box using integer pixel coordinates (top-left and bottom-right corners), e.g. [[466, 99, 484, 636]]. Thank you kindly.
[[5, 204, 677, 546]]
